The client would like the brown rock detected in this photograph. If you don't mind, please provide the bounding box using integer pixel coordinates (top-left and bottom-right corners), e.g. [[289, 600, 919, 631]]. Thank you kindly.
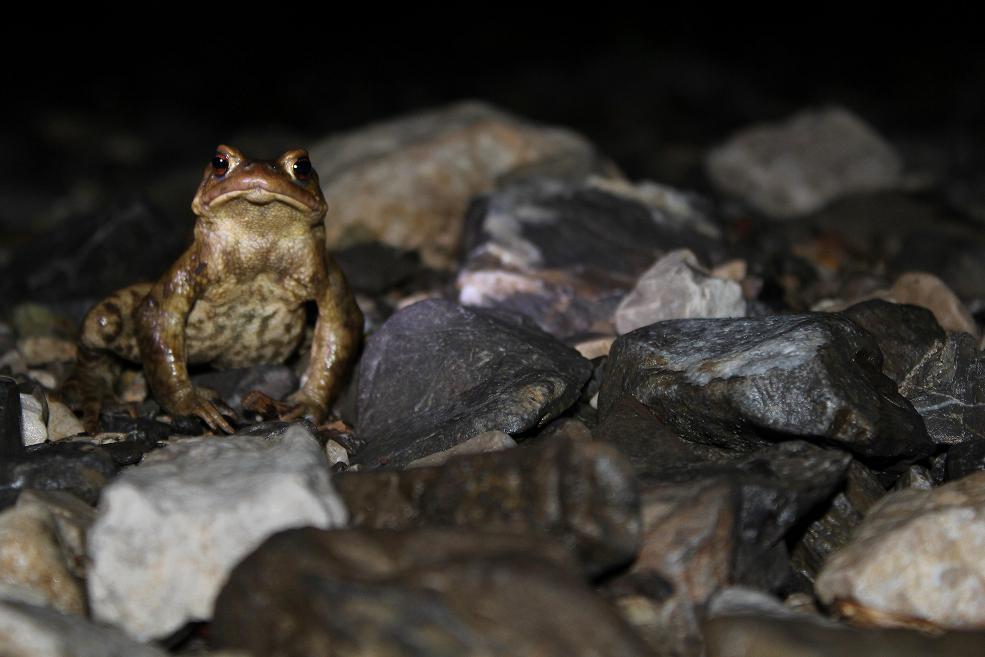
[[211, 527, 651, 657], [334, 437, 640, 575], [310, 101, 602, 269]]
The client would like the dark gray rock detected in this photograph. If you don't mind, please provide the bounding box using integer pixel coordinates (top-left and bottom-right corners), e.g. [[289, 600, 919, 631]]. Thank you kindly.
[[898, 333, 985, 446], [790, 460, 887, 584], [335, 436, 639, 575], [945, 440, 985, 481], [212, 527, 651, 657], [0, 199, 190, 313], [191, 364, 298, 413], [354, 300, 592, 468], [841, 300, 946, 384], [1, 376, 24, 457], [598, 314, 932, 467], [334, 242, 422, 295], [457, 179, 722, 337], [0, 442, 118, 509]]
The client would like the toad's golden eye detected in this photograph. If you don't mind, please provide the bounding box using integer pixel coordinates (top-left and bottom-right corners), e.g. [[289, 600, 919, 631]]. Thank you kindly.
[[212, 154, 229, 175], [292, 157, 312, 180]]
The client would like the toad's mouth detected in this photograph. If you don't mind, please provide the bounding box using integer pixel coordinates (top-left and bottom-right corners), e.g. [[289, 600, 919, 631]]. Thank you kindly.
[[206, 188, 320, 212]]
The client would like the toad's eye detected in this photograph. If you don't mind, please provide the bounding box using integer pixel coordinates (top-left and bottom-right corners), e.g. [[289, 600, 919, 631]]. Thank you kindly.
[[212, 154, 229, 175], [292, 157, 312, 180]]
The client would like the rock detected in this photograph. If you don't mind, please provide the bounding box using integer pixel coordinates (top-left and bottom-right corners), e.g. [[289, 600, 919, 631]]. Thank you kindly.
[[16, 490, 95, 579], [87, 425, 348, 640], [946, 441, 985, 481], [407, 429, 516, 468], [0, 442, 117, 510], [335, 436, 639, 575], [573, 335, 615, 359], [457, 178, 723, 337], [892, 223, 985, 310], [704, 605, 985, 657], [706, 106, 902, 218], [354, 300, 591, 468], [0, 600, 168, 657], [0, 377, 24, 456], [334, 242, 423, 295], [0, 496, 85, 615], [310, 101, 605, 269], [598, 314, 932, 467], [46, 400, 84, 441], [817, 471, 985, 631], [0, 199, 189, 311], [16, 336, 77, 367], [881, 273, 978, 337], [840, 300, 946, 384], [324, 439, 349, 468], [614, 249, 745, 335], [19, 394, 47, 446], [899, 333, 985, 446], [790, 460, 887, 583], [212, 527, 651, 657], [893, 464, 934, 491], [191, 364, 298, 414]]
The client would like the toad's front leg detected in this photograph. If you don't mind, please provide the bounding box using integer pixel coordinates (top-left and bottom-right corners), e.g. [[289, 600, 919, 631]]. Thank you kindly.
[[136, 253, 235, 434], [284, 257, 363, 424]]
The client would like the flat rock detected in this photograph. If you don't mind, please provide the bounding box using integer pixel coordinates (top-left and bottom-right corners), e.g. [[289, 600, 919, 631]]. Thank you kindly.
[[817, 471, 985, 631], [614, 249, 745, 334], [598, 314, 932, 467], [0, 600, 167, 657], [0, 498, 85, 615], [310, 101, 604, 269], [457, 178, 723, 337], [407, 429, 516, 468], [87, 424, 348, 641], [335, 436, 639, 575], [706, 106, 902, 218], [354, 299, 591, 468], [0, 442, 118, 510], [212, 527, 651, 657]]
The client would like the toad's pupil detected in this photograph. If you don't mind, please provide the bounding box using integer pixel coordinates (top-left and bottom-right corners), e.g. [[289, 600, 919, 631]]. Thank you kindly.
[[293, 158, 311, 178], [212, 156, 228, 174]]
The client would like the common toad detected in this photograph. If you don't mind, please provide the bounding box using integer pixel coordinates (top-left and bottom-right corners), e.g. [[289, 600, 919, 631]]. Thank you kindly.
[[65, 145, 362, 432]]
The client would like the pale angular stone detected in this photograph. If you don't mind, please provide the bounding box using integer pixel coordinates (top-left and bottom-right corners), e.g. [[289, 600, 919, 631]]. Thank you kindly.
[[0, 498, 85, 615], [817, 471, 985, 630], [311, 101, 602, 268], [706, 106, 902, 218], [614, 249, 746, 335], [0, 600, 167, 657], [46, 400, 84, 441], [17, 491, 96, 579], [87, 425, 348, 640], [19, 394, 46, 446], [408, 429, 517, 468]]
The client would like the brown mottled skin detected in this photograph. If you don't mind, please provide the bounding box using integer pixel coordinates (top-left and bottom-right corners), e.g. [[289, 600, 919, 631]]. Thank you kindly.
[[66, 145, 362, 432]]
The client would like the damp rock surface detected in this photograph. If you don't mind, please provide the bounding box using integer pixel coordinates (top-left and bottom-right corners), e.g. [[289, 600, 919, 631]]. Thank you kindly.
[[353, 299, 591, 468], [87, 424, 348, 641]]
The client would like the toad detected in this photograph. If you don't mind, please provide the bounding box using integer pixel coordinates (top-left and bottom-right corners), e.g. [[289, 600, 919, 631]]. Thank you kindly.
[[64, 145, 362, 433]]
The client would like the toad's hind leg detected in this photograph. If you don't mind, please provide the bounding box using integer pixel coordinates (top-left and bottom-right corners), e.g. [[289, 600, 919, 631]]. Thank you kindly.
[[60, 283, 152, 432]]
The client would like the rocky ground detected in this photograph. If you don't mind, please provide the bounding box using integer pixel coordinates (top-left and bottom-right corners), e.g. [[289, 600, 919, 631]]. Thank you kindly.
[[2, 43, 985, 655]]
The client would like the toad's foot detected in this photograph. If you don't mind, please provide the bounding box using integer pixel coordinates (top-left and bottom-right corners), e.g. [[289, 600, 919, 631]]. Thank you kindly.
[[170, 387, 237, 434], [281, 389, 328, 425]]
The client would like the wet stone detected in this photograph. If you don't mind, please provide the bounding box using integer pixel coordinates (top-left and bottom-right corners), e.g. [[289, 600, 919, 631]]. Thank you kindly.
[[0, 442, 117, 511], [945, 440, 985, 481], [335, 436, 640, 575], [457, 178, 723, 337], [598, 313, 932, 467], [353, 299, 592, 468], [212, 527, 651, 657]]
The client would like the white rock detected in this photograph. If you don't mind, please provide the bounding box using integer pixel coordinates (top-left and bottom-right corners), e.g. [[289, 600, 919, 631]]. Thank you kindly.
[[0, 600, 167, 657], [408, 430, 517, 468], [614, 249, 746, 335], [0, 499, 85, 615], [816, 471, 985, 630], [46, 400, 84, 441], [19, 394, 46, 446], [87, 425, 349, 640], [324, 439, 349, 468], [706, 106, 902, 218]]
